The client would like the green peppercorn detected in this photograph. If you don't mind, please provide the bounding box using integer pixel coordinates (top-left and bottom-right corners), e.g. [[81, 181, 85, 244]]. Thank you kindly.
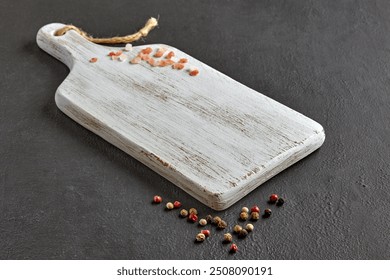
[[238, 229, 248, 238], [240, 211, 249, 221], [180, 209, 188, 217], [246, 223, 254, 232], [223, 233, 233, 243], [251, 212, 260, 221], [166, 202, 174, 210], [241, 207, 249, 213], [233, 225, 242, 233], [199, 218, 207, 226], [213, 216, 222, 224]]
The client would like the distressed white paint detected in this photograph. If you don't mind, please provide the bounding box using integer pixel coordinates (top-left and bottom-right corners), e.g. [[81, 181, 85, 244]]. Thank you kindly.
[[36, 23, 325, 210]]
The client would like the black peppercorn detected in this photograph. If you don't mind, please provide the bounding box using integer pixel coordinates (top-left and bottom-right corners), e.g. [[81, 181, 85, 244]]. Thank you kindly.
[[276, 198, 285, 206], [205, 215, 213, 224], [263, 208, 272, 218], [238, 229, 248, 238]]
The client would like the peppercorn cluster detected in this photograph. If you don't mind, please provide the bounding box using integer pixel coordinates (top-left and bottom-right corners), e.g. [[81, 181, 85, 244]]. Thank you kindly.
[[151, 193, 285, 254]]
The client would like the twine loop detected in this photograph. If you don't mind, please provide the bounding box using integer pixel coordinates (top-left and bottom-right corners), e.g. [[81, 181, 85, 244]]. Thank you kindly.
[[54, 17, 158, 44]]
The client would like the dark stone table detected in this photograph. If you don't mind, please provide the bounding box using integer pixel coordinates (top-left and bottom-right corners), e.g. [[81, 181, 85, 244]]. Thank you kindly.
[[1, 0, 389, 259]]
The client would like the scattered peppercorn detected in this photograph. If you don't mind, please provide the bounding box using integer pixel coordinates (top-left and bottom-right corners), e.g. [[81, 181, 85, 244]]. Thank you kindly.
[[180, 209, 188, 217], [264, 208, 272, 218], [233, 225, 242, 233], [251, 212, 260, 221], [201, 229, 210, 237], [217, 220, 228, 229], [238, 229, 248, 238], [188, 213, 198, 223], [205, 215, 213, 224], [241, 207, 249, 213], [166, 202, 174, 210], [251, 206, 260, 213], [189, 208, 198, 215], [213, 216, 222, 224], [153, 195, 162, 204], [223, 233, 233, 243], [246, 223, 254, 232], [230, 243, 238, 253], [240, 211, 249, 221], [269, 194, 279, 203], [89, 57, 98, 63], [196, 233, 206, 242], [173, 201, 182, 208], [199, 218, 207, 226], [276, 198, 285, 206]]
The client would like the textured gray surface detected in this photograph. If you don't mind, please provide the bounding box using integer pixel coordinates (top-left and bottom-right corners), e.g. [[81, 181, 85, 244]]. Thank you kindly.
[[0, 0, 389, 259]]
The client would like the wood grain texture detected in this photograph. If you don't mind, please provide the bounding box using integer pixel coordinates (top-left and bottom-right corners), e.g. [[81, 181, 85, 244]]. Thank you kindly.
[[36, 23, 325, 210]]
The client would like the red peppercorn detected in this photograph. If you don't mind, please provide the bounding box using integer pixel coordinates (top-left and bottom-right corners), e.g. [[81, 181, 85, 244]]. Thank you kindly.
[[251, 205, 260, 213], [173, 201, 182, 208], [201, 230, 210, 237], [188, 213, 198, 223], [153, 195, 162, 204], [269, 194, 278, 203], [230, 243, 238, 253]]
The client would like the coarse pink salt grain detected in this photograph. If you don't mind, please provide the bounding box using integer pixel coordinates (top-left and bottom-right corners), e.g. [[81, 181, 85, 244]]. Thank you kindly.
[[173, 63, 185, 70], [130, 57, 141, 64], [154, 47, 167, 58], [165, 51, 175, 59], [141, 47, 153, 54], [189, 69, 199, 76], [148, 58, 157, 66], [139, 53, 150, 61]]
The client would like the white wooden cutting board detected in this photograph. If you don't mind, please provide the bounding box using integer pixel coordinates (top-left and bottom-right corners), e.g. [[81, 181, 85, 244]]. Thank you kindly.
[[36, 23, 325, 210]]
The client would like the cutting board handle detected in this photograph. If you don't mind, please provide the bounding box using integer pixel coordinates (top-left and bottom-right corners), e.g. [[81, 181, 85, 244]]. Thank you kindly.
[[36, 23, 96, 69]]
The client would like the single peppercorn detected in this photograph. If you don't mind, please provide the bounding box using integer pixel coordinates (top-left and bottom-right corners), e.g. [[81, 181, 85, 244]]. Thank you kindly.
[[205, 215, 213, 223], [153, 195, 162, 204], [196, 233, 206, 242], [233, 225, 242, 233], [241, 207, 249, 213], [269, 194, 278, 203], [213, 216, 222, 224], [240, 211, 249, 221], [217, 220, 228, 229], [276, 198, 285, 206], [230, 243, 238, 253], [238, 229, 248, 238], [173, 201, 182, 208], [246, 223, 254, 232], [251, 205, 260, 213], [189, 208, 198, 215], [188, 213, 198, 223], [166, 202, 174, 210], [180, 209, 188, 217], [199, 218, 207, 226], [223, 233, 233, 243], [251, 212, 260, 221], [201, 229, 210, 237], [264, 208, 272, 218]]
